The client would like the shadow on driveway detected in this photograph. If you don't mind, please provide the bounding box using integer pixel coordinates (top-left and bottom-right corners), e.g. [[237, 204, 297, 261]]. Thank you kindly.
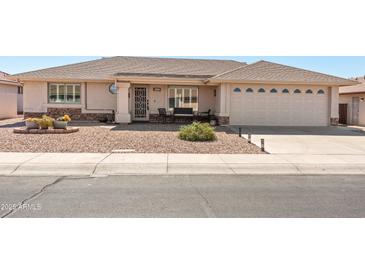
[[229, 126, 365, 136], [0, 118, 25, 128], [111, 122, 236, 133]]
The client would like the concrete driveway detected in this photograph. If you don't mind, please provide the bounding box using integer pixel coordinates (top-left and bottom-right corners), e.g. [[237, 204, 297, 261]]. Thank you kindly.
[[231, 126, 365, 155]]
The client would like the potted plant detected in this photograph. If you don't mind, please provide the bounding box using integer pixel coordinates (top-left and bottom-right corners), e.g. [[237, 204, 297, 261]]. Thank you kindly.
[[54, 114, 71, 129], [25, 118, 40, 129], [38, 115, 54, 130]]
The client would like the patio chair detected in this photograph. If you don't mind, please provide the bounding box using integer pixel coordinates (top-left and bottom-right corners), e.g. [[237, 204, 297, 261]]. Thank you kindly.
[[173, 107, 194, 123], [158, 108, 168, 123], [198, 109, 211, 122]]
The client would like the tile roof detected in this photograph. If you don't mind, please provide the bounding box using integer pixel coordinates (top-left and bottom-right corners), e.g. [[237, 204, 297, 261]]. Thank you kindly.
[[10, 57, 357, 86], [11, 56, 244, 80], [210, 60, 357, 85], [340, 78, 365, 94], [0, 71, 21, 86]]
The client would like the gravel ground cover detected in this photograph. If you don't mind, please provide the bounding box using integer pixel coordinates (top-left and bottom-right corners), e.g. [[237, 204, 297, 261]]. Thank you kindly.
[[0, 119, 262, 154]]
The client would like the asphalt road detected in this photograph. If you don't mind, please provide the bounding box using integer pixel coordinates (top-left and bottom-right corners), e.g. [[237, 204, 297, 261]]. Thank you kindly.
[[0, 174, 365, 217]]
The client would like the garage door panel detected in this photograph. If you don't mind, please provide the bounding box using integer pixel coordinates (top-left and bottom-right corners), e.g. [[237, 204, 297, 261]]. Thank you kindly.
[[230, 86, 329, 126]]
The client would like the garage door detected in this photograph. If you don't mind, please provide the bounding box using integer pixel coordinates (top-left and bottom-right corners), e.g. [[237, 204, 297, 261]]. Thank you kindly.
[[230, 86, 329, 126]]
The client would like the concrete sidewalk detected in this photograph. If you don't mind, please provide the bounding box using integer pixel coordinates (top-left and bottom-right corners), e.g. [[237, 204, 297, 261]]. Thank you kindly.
[[1, 152, 365, 176]]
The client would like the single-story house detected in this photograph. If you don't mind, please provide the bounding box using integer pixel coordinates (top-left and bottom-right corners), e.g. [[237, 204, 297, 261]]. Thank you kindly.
[[0, 71, 23, 119], [10, 57, 357, 126], [339, 76, 365, 125]]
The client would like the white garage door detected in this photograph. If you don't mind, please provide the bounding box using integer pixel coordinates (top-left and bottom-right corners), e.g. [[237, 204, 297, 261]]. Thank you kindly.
[[230, 86, 329, 126]]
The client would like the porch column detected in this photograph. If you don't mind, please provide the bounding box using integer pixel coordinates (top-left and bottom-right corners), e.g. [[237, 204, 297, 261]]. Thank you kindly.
[[329, 86, 339, 126], [116, 82, 131, 123], [216, 83, 230, 125]]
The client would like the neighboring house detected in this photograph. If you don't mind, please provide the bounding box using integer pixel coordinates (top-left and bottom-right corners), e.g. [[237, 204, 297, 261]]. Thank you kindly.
[[10, 57, 357, 126], [0, 71, 23, 119], [339, 76, 365, 125]]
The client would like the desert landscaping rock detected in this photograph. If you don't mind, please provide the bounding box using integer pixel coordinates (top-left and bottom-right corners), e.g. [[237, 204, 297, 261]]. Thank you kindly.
[[0, 122, 262, 154]]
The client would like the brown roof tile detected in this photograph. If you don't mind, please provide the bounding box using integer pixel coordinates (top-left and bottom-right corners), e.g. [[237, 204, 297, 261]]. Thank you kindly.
[[211, 60, 357, 85], [340, 82, 365, 94], [0, 71, 21, 86], [10, 57, 357, 86], [11, 56, 244, 80]]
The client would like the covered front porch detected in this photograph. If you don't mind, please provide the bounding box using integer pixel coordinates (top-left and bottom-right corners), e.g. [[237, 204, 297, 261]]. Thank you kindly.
[[114, 81, 230, 125]]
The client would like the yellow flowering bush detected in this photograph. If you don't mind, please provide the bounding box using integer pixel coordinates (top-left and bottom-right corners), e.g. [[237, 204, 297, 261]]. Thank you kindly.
[[26, 118, 40, 123], [57, 115, 72, 122], [39, 115, 54, 128]]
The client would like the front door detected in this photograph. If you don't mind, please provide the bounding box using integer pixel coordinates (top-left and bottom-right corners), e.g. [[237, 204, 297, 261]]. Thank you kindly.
[[133, 87, 149, 121], [339, 103, 348, 125]]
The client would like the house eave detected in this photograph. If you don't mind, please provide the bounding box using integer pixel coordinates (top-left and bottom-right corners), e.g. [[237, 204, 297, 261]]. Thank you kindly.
[[339, 91, 365, 95], [115, 76, 214, 85], [0, 79, 22, 86], [9, 77, 115, 83], [10, 76, 218, 86], [206, 79, 358, 87], [10, 76, 357, 87]]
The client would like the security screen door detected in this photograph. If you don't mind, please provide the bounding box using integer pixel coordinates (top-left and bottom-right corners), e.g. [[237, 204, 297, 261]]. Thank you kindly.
[[134, 87, 149, 121]]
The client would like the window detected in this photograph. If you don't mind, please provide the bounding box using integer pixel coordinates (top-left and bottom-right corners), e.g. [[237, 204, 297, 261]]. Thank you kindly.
[[258, 88, 265, 93], [17, 86, 23, 94], [168, 87, 198, 111], [233, 88, 241, 93], [48, 83, 81, 103], [317, 89, 325, 94], [294, 89, 301, 94], [246, 88, 253, 93], [282, 89, 289, 94], [270, 88, 278, 93], [306, 89, 313, 94]]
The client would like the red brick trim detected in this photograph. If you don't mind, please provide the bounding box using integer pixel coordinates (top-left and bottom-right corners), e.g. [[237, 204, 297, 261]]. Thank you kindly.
[[216, 116, 229, 125], [24, 108, 112, 121]]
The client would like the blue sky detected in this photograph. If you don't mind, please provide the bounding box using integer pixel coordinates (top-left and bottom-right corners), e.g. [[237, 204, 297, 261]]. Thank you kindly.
[[0, 56, 364, 78]]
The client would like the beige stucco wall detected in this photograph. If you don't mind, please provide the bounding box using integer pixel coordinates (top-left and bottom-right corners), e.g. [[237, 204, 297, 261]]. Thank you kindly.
[[23, 82, 48, 112], [339, 93, 365, 125], [23, 81, 217, 120], [0, 83, 18, 119], [329, 86, 339, 119], [85, 82, 116, 112], [198, 86, 216, 113], [216, 83, 230, 117], [148, 84, 168, 115], [215, 85, 221, 114], [23, 81, 115, 114], [359, 98, 365, 125], [17, 92, 23, 113], [132, 84, 217, 116], [23, 79, 338, 125]]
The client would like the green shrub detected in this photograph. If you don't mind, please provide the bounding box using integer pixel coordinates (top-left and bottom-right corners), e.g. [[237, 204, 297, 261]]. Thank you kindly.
[[178, 122, 217, 142], [41, 115, 55, 127]]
